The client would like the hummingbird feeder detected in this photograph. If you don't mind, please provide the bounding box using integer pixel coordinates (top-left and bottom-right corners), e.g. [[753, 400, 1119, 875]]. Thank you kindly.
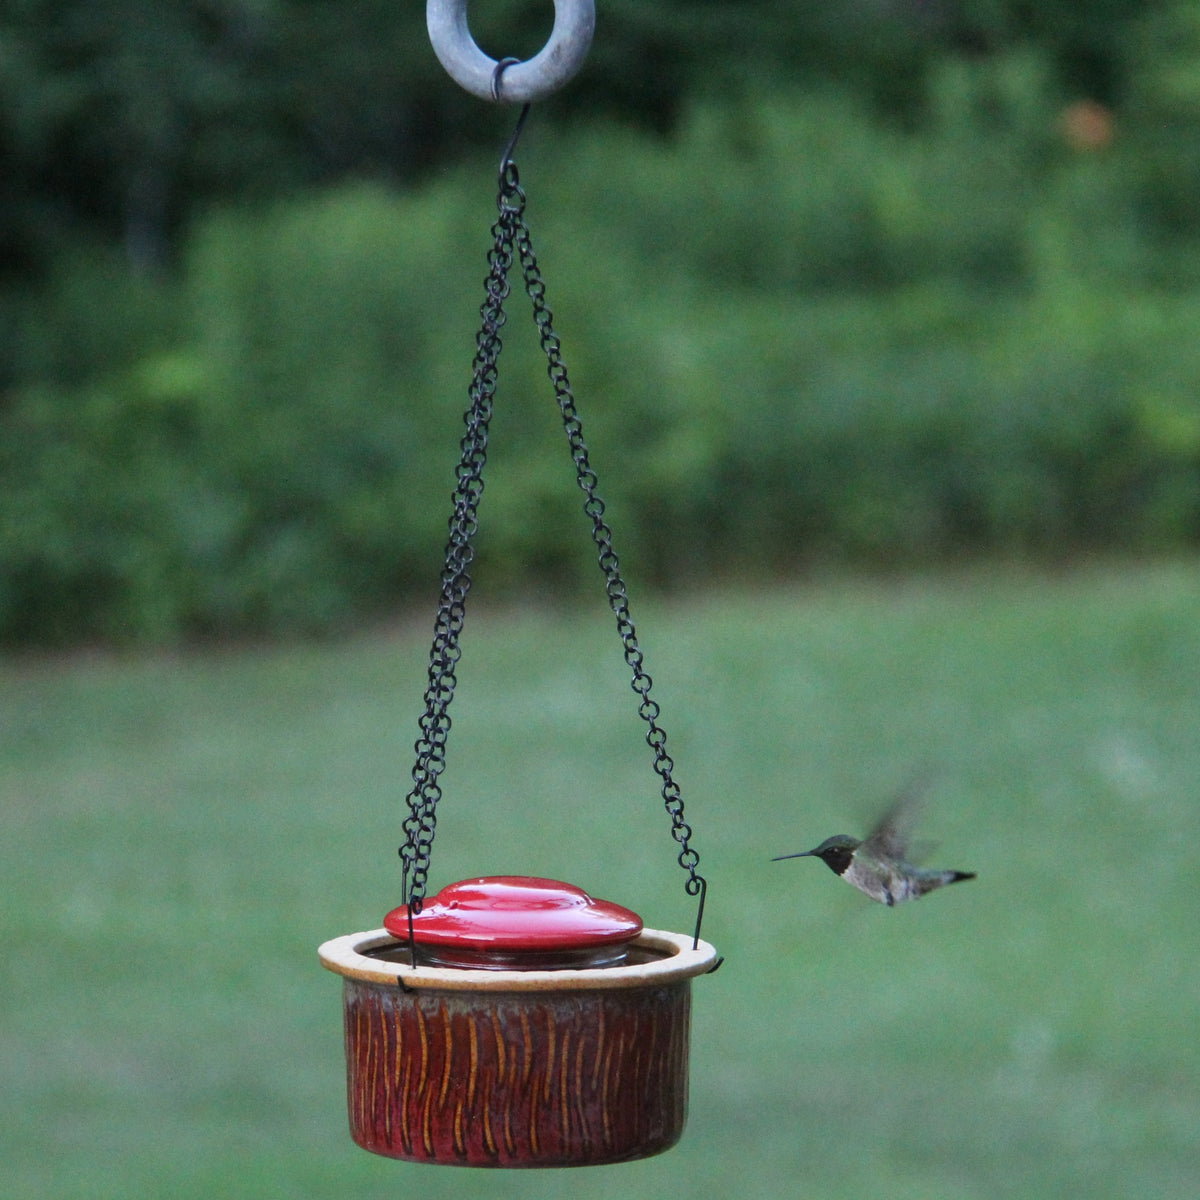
[[317, 0, 719, 1170]]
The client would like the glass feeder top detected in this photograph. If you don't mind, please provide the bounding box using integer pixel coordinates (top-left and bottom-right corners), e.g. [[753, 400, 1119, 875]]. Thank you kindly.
[[384, 876, 643, 950]]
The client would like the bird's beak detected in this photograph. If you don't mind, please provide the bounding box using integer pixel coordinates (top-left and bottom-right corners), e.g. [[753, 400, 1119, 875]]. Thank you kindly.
[[770, 850, 815, 861]]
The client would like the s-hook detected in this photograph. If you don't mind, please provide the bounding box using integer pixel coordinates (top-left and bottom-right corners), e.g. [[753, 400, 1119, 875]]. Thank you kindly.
[[427, 0, 595, 103]]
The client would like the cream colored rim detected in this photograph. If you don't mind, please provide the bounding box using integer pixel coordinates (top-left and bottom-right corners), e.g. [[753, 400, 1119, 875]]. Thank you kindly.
[[317, 927, 719, 992]]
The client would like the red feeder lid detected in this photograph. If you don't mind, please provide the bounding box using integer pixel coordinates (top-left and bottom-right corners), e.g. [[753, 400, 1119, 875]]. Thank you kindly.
[[383, 876, 643, 952]]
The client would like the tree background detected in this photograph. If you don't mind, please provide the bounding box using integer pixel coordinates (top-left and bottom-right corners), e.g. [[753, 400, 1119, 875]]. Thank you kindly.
[[3, 0, 1200, 644]]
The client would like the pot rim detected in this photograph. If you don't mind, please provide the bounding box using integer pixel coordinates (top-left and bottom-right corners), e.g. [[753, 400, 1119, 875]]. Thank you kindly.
[[318, 926, 718, 991]]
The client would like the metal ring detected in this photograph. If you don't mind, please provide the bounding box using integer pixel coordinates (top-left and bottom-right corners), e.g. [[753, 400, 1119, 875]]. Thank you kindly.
[[426, 0, 595, 104]]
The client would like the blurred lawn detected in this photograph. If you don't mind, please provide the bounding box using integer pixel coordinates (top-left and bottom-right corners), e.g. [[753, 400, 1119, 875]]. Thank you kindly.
[[2, 562, 1198, 1199]]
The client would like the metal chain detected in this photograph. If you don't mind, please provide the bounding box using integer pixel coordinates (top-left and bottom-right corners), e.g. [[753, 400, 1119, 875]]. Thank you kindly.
[[400, 105, 709, 946], [398, 165, 521, 916], [506, 148, 708, 935]]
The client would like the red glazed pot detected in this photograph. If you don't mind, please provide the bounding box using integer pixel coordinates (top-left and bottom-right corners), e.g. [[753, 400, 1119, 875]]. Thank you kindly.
[[318, 877, 718, 1168]]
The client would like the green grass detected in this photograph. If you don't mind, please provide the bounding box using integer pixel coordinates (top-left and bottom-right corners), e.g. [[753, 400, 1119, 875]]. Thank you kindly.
[[3, 562, 1199, 1199]]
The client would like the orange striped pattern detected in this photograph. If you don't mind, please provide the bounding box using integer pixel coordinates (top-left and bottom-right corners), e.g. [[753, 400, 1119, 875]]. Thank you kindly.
[[342, 979, 692, 1167]]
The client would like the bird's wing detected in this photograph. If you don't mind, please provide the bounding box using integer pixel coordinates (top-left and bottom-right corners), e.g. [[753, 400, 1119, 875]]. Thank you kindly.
[[859, 781, 927, 861]]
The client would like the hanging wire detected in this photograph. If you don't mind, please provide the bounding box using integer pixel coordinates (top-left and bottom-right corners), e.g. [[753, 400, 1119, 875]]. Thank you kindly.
[[399, 104, 710, 950]]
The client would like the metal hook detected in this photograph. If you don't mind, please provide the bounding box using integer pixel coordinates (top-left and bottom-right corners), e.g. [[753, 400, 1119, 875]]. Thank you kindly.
[[491, 56, 521, 103], [499, 102, 532, 177], [427, 0, 595, 103], [690, 875, 709, 950]]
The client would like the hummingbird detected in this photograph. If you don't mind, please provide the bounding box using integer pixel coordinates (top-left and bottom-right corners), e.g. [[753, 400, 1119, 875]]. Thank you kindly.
[[772, 791, 975, 905]]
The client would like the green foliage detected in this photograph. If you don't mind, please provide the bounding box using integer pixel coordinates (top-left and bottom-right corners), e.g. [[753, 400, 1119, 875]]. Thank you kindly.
[[6, 12, 1200, 645], [0, 184, 479, 642], [0, 0, 450, 277], [0, 0, 1180, 277], [1121, 2, 1200, 241], [6, 64, 1200, 644]]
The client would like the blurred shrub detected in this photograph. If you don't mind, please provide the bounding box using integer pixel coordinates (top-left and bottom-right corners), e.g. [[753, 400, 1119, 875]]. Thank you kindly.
[[3, 61, 1200, 645], [1121, 2, 1200, 252], [0, 184, 485, 642]]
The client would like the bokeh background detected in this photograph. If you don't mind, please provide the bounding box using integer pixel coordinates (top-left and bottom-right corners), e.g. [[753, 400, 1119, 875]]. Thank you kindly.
[[4, 1, 1200, 642], [2, 3, 1199, 1197]]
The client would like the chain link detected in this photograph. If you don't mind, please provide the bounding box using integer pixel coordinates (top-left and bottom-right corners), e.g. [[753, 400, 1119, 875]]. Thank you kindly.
[[399, 171, 521, 915], [508, 173, 706, 911], [399, 108, 708, 942]]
